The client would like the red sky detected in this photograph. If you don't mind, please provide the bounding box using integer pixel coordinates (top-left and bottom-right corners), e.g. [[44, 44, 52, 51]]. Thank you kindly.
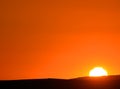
[[0, 0, 120, 80]]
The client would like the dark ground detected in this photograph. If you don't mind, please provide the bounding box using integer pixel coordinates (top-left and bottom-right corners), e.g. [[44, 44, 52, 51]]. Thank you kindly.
[[0, 75, 120, 89]]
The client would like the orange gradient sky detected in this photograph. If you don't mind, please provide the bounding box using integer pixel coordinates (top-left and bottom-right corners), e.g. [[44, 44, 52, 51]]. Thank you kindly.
[[0, 0, 120, 80]]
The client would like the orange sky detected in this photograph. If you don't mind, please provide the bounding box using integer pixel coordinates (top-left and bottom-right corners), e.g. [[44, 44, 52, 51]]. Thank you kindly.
[[0, 0, 120, 80]]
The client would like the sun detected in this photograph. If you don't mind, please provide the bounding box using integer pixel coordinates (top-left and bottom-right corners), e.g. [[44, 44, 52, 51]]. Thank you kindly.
[[89, 67, 108, 77]]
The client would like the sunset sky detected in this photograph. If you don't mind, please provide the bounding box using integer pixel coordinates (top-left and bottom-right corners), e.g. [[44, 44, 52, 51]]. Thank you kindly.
[[0, 0, 120, 80]]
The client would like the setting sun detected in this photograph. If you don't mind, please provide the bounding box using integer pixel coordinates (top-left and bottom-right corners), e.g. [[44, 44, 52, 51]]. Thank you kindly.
[[89, 67, 108, 77]]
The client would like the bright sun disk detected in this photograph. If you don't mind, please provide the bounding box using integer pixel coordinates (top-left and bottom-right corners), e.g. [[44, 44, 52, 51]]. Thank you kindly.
[[89, 67, 108, 77]]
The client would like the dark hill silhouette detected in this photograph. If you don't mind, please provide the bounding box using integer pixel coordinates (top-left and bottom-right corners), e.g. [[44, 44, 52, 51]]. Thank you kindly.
[[1, 75, 120, 89]]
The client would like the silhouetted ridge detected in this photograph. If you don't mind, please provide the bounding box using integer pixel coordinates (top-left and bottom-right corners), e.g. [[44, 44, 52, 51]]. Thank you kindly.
[[1, 75, 120, 89]]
